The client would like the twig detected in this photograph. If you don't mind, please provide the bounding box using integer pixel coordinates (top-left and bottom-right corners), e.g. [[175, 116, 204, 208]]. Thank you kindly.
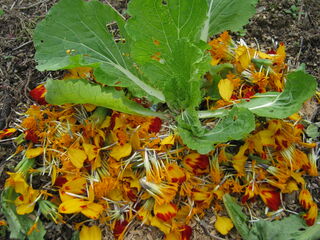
[[12, 40, 32, 51], [294, 37, 304, 67], [19, 0, 51, 10]]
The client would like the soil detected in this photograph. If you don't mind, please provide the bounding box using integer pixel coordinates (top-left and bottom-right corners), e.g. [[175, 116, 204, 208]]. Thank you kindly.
[[0, 0, 319, 239]]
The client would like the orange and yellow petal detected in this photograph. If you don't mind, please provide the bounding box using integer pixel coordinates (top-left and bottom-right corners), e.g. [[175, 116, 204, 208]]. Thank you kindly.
[[259, 186, 281, 211], [182, 153, 209, 176], [166, 163, 186, 184], [299, 189, 313, 210], [303, 202, 318, 226], [0, 128, 17, 139], [154, 202, 177, 222]]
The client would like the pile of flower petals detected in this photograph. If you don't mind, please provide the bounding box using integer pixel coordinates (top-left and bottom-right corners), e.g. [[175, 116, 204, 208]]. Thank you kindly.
[[2, 32, 319, 239]]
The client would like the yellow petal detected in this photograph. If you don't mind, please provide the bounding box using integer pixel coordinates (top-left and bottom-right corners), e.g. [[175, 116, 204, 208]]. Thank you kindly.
[[58, 198, 87, 214], [16, 202, 36, 215], [5, 172, 28, 194], [214, 216, 234, 235], [83, 104, 96, 112], [150, 216, 171, 234], [83, 143, 96, 161], [25, 147, 43, 159], [218, 78, 234, 101], [109, 143, 132, 160], [100, 116, 111, 129], [81, 202, 104, 220], [160, 135, 175, 145], [68, 148, 87, 168], [130, 131, 141, 150], [80, 225, 101, 240]]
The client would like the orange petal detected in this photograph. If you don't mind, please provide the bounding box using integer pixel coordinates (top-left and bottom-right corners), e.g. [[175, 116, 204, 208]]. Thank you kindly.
[[80, 225, 101, 240], [154, 202, 177, 222], [214, 216, 234, 235], [218, 78, 234, 101], [68, 148, 87, 168], [109, 143, 132, 161]]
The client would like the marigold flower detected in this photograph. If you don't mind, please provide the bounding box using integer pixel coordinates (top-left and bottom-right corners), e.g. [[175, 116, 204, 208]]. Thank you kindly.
[[303, 202, 318, 226], [299, 189, 313, 210], [93, 177, 117, 199], [29, 84, 47, 105], [24, 129, 39, 143]]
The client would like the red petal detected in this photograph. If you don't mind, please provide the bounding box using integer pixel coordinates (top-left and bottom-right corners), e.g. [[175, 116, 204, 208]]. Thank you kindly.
[[148, 117, 162, 133], [30, 84, 47, 105]]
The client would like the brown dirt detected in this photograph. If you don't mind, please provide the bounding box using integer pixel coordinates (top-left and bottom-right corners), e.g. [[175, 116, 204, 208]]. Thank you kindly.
[[0, 0, 319, 239]]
